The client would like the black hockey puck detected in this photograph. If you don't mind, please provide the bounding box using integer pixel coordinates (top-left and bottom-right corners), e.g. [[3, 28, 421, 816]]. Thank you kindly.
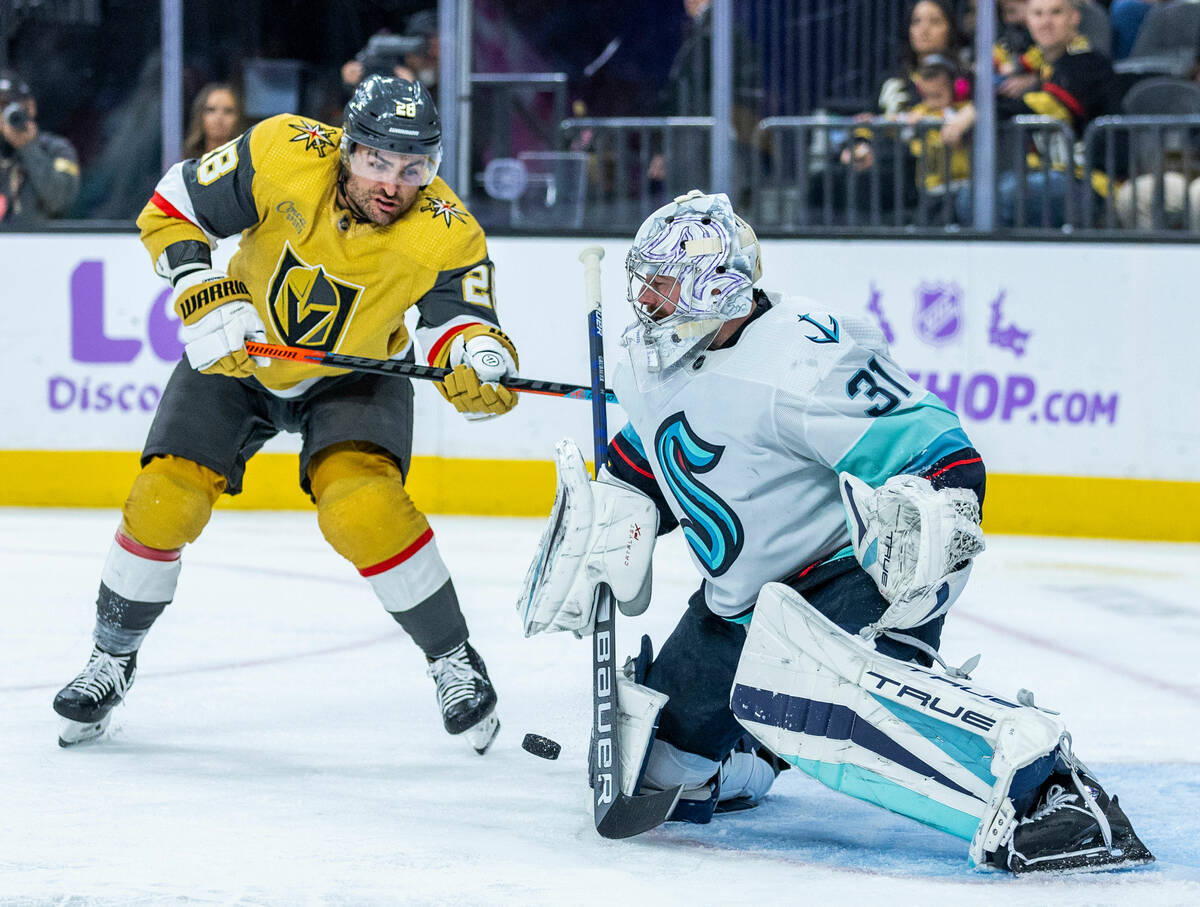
[[521, 733, 561, 760]]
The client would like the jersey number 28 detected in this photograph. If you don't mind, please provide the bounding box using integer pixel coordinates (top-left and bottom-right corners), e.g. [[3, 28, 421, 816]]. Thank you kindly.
[[197, 139, 239, 186]]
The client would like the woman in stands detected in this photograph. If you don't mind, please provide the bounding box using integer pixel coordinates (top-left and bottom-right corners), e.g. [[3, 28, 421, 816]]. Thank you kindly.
[[878, 0, 969, 115], [181, 83, 245, 161]]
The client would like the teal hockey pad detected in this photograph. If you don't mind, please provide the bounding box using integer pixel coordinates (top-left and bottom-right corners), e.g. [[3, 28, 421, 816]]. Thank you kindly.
[[730, 582, 1067, 867]]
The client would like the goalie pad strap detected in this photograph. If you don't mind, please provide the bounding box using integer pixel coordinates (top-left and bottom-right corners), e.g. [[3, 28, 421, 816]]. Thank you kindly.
[[732, 583, 1064, 863]]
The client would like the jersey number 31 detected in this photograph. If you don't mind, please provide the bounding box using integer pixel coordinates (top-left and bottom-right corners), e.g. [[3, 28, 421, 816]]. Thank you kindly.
[[846, 356, 912, 417]]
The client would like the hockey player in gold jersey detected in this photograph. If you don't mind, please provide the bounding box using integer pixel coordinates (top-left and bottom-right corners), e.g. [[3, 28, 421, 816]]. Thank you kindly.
[[53, 76, 509, 754]]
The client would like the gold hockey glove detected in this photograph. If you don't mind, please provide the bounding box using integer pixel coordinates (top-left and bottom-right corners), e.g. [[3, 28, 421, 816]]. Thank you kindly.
[[435, 324, 520, 418]]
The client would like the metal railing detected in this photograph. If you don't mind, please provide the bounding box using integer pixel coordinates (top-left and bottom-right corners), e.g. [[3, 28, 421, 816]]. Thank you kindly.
[[742, 115, 1128, 233], [469, 72, 569, 160], [749, 115, 961, 230], [557, 117, 715, 228], [1082, 115, 1200, 231]]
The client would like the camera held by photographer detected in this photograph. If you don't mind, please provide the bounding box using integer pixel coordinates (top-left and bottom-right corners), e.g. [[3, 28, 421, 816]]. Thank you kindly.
[[0, 69, 81, 226]]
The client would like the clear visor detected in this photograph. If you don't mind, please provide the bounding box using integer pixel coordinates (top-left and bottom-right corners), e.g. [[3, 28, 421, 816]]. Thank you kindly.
[[346, 144, 442, 186]]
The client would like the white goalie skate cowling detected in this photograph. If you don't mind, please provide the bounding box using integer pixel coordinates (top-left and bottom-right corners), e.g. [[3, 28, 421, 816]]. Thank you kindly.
[[517, 438, 658, 637], [839, 471, 985, 632]]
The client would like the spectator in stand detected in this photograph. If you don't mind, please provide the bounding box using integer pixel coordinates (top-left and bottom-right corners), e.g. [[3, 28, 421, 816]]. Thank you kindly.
[[835, 54, 973, 225], [341, 10, 440, 103], [877, 1, 970, 116], [994, 0, 1036, 81], [813, 2, 968, 224], [949, 0, 1120, 226], [905, 55, 975, 217], [181, 83, 245, 161], [0, 68, 80, 226]]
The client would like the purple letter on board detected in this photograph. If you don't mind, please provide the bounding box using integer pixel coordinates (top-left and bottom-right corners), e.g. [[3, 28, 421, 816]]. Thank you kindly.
[[71, 261, 142, 362]]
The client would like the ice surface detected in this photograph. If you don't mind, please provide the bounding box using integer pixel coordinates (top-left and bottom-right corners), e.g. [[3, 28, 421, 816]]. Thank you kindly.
[[2, 509, 1198, 904]]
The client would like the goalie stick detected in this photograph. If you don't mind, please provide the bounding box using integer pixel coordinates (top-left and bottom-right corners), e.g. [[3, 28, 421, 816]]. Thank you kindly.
[[243, 341, 618, 403], [579, 245, 682, 839]]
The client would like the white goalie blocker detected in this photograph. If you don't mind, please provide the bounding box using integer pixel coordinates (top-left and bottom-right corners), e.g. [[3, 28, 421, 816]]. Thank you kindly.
[[517, 438, 659, 637], [839, 471, 985, 636], [732, 583, 1067, 867]]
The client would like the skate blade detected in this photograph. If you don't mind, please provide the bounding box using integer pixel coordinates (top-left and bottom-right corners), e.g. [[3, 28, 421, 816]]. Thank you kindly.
[[57, 713, 112, 748], [462, 713, 500, 755]]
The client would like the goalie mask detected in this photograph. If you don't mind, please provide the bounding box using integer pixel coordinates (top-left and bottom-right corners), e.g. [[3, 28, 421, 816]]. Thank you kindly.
[[622, 190, 762, 390]]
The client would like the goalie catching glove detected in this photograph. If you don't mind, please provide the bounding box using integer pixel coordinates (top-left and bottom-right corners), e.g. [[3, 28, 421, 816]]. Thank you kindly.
[[434, 324, 520, 419], [517, 438, 658, 636], [172, 269, 269, 378], [839, 471, 985, 634]]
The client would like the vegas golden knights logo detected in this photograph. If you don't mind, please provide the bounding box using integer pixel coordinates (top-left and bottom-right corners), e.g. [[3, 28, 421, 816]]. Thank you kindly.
[[266, 243, 364, 350]]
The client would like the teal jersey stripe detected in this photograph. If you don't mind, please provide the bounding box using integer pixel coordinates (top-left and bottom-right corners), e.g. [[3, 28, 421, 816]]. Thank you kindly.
[[835, 393, 969, 487], [898, 427, 974, 476], [787, 756, 982, 841], [619, 422, 648, 458], [870, 694, 997, 789]]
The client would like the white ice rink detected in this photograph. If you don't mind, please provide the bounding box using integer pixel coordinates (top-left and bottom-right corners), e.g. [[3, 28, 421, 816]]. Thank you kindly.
[[2, 508, 1198, 905]]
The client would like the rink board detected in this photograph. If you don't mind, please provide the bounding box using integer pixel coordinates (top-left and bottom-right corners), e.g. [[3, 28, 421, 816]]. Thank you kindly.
[[2, 450, 1197, 541], [0, 232, 1197, 540]]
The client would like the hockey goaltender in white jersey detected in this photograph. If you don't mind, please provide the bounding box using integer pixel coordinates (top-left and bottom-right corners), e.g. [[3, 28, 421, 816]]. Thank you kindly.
[[518, 190, 1153, 874]]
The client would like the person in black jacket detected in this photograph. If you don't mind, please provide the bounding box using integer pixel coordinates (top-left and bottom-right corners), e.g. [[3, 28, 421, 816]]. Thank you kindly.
[[949, 0, 1119, 226], [0, 69, 80, 227]]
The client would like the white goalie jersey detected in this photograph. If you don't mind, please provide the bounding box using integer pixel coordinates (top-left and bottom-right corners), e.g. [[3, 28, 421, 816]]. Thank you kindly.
[[609, 294, 975, 619]]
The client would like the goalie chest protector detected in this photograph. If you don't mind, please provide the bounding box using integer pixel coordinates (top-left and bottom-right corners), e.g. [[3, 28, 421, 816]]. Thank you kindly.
[[609, 295, 969, 619]]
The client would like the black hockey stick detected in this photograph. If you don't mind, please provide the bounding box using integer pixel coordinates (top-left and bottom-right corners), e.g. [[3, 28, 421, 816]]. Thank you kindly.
[[580, 246, 682, 839], [244, 341, 618, 404]]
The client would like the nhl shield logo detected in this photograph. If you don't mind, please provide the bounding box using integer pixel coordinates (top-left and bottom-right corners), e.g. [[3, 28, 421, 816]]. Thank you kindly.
[[913, 281, 962, 346], [266, 243, 364, 350]]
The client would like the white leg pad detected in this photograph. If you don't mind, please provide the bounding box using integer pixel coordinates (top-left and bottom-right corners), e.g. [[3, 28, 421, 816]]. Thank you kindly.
[[731, 582, 1065, 862]]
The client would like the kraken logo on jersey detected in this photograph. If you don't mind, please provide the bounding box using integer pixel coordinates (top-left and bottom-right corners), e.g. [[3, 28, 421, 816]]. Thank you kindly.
[[265, 243, 364, 350], [655, 413, 744, 577]]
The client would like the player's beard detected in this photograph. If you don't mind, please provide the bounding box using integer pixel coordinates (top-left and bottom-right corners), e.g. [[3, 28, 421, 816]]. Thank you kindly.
[[339, 173, 419, 226]]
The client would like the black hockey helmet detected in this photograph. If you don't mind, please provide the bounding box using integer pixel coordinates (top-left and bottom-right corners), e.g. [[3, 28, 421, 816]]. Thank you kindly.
[[340, 74, 442, 186]]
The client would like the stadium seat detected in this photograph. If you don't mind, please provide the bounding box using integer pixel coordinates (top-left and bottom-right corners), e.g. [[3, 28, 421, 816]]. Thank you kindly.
[[1079, 1, 1113, 56], [1115, 1, 1200, 77], [1121, 76, 1200, 115]]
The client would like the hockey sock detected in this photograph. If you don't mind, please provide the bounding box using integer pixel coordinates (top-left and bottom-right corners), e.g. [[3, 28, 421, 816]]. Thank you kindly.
[[93, 530, 180, 654], [361, 531, 469, 657]]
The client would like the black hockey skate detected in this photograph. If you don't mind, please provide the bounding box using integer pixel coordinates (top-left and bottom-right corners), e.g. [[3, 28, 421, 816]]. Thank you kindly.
[[427, 641, 499, 755], [52, 645, 137, 747], [989, 748, 1154, 874]]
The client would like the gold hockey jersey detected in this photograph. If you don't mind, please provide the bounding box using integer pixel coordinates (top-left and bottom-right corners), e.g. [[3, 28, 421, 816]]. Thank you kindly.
[[137, 114, 501, 394]]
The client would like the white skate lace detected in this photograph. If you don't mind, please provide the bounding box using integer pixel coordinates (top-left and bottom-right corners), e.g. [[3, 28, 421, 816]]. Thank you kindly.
[[66, 649, 133, 702], [1028, 783, 1077, 820], [428, 644, 480, 711]]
